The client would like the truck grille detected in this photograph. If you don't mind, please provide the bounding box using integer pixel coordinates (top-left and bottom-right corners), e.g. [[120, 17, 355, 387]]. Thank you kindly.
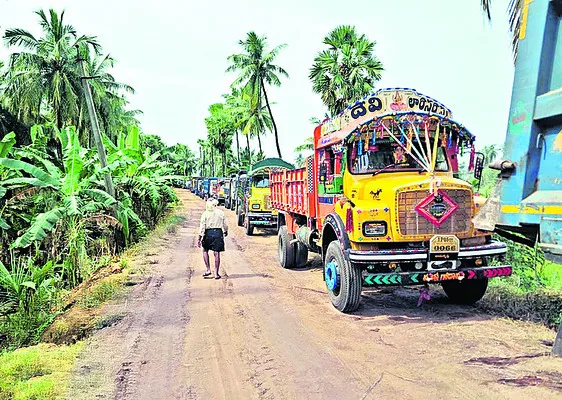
[[397, 189, 473, 236]]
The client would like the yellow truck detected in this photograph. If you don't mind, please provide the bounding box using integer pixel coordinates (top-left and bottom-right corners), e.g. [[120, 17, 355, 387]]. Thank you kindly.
[[236, 158, 293, 235], [271, 88, 512, 312]]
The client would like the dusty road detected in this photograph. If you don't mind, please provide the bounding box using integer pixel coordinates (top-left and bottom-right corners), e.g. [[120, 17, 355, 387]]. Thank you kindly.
[[68, 190, 561, 399]]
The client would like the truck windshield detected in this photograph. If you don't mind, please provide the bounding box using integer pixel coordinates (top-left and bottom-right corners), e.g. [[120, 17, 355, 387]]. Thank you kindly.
[[253, 176, 269, 188], [349, 140, 449, 174]]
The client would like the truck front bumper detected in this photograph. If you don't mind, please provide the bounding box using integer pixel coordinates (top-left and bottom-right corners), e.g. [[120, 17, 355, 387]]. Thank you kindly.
[[362, 265, 512, 286], [247, 212, 277, 227], [347, 241, 507, 263]]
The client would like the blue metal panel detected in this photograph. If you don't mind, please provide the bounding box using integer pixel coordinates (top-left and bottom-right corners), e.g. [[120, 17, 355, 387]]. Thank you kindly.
[[499, 0, 562, 258]]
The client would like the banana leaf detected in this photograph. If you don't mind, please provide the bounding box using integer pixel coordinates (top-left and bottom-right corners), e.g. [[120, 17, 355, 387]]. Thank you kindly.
[[11, 207, 65, 248], [0, 158, 60, 188], [0, 132, 16, 158], [2, 177, 57, 189]]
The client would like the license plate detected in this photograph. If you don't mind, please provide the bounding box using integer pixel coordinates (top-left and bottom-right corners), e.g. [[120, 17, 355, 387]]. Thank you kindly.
[[429, 235, 459, 261]]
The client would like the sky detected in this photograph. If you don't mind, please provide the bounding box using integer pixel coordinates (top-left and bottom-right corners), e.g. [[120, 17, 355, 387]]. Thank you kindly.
[[0, 0, 515, 164]]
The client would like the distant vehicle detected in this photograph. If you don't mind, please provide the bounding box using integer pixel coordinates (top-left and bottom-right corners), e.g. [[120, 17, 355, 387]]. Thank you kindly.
[[228, 171, 246, 211], [237, 158, 293, 236], [220, 178, 231, 207]]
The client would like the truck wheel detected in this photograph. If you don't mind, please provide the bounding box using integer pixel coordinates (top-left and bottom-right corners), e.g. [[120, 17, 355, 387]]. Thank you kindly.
[[441, 278, 488, 305], [295, 242, 308, 268], [245, 218, 254, 236], [324, 241, 361, 313], [278, 226, 296, 268], [237, 212, 244, 227]]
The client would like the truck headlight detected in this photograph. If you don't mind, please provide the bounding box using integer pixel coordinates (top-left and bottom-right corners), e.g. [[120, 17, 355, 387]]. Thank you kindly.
[[362, 221, 387, 237], [252, 203, 260, 210]]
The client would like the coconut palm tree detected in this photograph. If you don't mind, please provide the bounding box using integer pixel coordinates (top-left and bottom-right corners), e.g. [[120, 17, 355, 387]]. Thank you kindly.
[[480, 0, 523, 60], [205, 103, 235, 177], [2, 9, 102, 129], [226, 31, 288, 158], [309, 25, 384, 116]]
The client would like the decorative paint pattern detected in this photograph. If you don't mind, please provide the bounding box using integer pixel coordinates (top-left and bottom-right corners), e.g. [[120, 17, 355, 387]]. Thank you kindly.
[[362, 266, 512, 287]]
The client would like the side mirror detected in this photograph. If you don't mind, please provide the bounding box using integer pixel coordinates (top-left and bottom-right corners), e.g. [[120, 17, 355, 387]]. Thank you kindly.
[[473, 152, 484, 191]]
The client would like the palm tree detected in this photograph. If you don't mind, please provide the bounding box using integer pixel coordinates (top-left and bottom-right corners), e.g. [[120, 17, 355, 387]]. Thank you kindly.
[[309, 25, 384, 116], [84, 54, 137, 144], [205, 103, 235, 177], [3, 9, 102, 129], [226, 31, 288, 158], [480, 0, 523, 60]]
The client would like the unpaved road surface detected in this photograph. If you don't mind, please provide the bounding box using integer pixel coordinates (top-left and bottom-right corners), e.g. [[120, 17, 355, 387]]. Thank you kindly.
[[68, 190, 562, 399]]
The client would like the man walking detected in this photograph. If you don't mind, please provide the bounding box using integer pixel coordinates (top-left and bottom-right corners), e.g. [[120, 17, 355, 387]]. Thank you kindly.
[[198, 198, 228, 279]]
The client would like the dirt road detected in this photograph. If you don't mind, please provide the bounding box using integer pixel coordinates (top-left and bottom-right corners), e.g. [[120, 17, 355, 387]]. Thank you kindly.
[[68, 190, 561, 399]]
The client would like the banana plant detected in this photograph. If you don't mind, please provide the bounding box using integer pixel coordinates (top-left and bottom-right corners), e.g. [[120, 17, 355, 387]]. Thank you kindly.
[[0, 127, 117, 249]]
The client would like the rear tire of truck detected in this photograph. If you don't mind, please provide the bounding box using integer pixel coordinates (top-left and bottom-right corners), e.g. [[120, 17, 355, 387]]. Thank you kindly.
[[295, 242, 308, 268], [441, 278, 488, 305], [325, 241, 361, 313], [278, 226, 296, 268]]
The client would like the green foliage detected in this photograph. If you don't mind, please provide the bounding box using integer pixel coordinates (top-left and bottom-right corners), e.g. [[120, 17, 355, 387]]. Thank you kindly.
[[309, 25, 384, 116], [227, 31, 288, 158]]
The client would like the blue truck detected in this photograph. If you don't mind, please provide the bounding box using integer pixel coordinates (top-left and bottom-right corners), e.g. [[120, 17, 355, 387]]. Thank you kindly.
[[485, 0, 562, 356], [488, 0, 562, 265]]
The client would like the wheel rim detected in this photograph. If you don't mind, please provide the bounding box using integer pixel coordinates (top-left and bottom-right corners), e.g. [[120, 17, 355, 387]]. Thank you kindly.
[[325, 259, 340, 294]]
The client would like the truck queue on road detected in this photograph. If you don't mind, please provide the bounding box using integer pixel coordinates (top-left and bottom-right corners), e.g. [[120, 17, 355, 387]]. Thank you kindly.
[[190, 88, 513, 313]]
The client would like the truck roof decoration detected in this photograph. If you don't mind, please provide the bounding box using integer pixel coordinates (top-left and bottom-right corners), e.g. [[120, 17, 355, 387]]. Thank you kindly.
[[318, 88, 475, 152], [249, 158, 294, 175]]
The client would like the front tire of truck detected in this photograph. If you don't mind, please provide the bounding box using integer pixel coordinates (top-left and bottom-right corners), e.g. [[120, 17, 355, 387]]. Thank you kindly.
[[441, 278, 488, 305], [325, 241, 361, 313], [244, 217, 254, 236], [278, 226, 296, 268]]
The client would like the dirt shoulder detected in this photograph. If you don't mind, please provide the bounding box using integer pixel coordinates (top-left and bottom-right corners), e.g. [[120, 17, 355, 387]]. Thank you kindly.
[[68, 191, 562, 399]]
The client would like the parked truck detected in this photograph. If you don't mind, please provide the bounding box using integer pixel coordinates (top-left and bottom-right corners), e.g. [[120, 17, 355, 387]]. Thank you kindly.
[[237, 158, 293, 236], [271, 88, 512, 312], [483, 0, 562, 265]]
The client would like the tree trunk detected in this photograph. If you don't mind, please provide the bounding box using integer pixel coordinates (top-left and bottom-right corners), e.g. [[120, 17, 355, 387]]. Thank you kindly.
[[246, 133, 251, 167], [223, 152, 227, 177], [257, 132, 263, 154], [236, 129, 241, 165], [200, 146, 204, 176], [261, 78, 282, 158]]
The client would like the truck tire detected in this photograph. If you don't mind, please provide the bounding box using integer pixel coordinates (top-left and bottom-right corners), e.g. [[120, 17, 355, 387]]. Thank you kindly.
[[237, 211, 244, 227], [278, 226, 296, 268], [245, 218, 254, 236], [441, 278, 488, 305], [295, 242, 308, 268], [324, 241, 361, 313]]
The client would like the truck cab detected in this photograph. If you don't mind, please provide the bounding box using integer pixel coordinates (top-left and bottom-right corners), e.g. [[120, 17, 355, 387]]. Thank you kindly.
[[238, 158, 293, 235], [271, 88, 512, 312], [219, 178, 231, 207]]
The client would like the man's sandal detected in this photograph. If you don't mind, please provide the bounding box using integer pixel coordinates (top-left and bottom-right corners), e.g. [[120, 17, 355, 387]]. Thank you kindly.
[[202, 272, 212, 278]]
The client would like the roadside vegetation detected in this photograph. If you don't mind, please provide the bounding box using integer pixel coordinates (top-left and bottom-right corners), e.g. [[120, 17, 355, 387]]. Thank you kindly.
[[0, 9, 197, 354]]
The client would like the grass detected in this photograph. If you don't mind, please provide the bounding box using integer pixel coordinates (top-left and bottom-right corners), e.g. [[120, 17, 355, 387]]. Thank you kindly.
[[77, 277, 123, 309], [0, 342, 84, 400], [478, 238, 562, 329]]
